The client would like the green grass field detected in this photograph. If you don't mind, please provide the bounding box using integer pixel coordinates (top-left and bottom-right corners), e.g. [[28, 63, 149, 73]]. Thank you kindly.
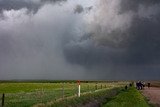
[[0, 81, 127, 107], [45, 87, 121, 107], [102, 87, 150, 107]]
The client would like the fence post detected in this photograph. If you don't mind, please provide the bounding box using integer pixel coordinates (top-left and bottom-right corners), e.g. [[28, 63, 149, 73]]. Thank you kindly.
[[62, 83, 64, 99], [2, 93, 4, 107], [75, 84, 78, 96], [87, 84, 89, 92], [101, 84, 102, 89], [77, 81, 81, 97], [95, 83, 97, 90]]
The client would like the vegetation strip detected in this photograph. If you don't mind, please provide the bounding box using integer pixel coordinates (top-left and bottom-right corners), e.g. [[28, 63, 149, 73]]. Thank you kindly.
[[34, 87, 121, 107], [102, 87, 150, 107]]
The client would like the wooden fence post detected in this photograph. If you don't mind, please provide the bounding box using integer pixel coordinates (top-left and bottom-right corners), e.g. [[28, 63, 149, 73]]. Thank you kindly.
[[95, 83, 97, 90], [62, 83, 64, 99], [2, 93, 4, 107], [75, 84, 78, 96], [87, 85, 89, 91]]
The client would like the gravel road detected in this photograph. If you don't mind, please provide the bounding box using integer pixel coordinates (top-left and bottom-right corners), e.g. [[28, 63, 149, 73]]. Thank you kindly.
[[142, 87, 160, 107]]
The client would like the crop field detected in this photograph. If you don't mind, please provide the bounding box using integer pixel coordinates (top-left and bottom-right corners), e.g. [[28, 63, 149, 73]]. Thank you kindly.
[[0, 81, 127, 107]]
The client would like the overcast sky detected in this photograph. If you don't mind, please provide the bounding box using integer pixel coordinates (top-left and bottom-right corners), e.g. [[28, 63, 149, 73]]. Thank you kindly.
[[0, 0, 160, 80]]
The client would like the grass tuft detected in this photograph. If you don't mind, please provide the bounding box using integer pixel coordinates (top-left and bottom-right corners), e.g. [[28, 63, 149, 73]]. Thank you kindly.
[[103, 87, 150, 107]]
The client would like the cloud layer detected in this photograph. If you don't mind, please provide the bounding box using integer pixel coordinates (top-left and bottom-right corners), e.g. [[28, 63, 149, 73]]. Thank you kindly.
[[0, 0, 160, 80]]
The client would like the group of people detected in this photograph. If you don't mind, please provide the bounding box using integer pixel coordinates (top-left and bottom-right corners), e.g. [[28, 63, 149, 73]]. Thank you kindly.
[[136, 81, 151, 90], [124, 81, 151, 90], [136, 81, 145, 90]]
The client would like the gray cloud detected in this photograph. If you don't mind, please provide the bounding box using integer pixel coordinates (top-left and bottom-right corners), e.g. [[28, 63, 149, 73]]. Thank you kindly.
[[119, 0, 160, 13], [41, 0, 67, 3], [0, 0, 40, 13], [0, 0, 160, 80], [64, 0, 160, 79], [74, 4, 84, 14], [0, 0, 67, 13], [0, 1, 87, 80]]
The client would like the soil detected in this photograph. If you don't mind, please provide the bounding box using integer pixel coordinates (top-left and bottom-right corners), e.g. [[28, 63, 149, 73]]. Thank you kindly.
[[142, 87, 160, 107]]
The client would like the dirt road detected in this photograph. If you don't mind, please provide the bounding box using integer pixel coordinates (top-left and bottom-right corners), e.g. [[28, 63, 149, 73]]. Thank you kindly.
[[142, 87, 160, 107]]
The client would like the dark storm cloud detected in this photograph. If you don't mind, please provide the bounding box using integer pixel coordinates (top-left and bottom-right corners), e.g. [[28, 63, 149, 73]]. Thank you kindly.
[[0, 0, 67, 13], [119, 0, 160, 13], [63, 0, 160, 79], [117, 0, 160, 65], [0, 0, 160, 80], [0, 0, 40, 13], [74, 4, 84, 14], [126, 14, 160, 64], [63, 33, 127, 67]]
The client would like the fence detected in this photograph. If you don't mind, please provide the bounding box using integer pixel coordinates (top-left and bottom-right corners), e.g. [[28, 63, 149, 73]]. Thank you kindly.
[[0, 82, 126, 107]]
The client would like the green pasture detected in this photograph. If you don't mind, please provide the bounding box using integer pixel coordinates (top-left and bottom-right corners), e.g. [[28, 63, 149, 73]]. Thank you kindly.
[[0, 81, 127, 107]]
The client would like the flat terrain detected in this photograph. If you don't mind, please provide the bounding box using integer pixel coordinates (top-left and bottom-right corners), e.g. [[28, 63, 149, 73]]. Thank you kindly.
[[2, 81, 158, 107], [0, 81, 126, 107], [142, 87, 160, 107]]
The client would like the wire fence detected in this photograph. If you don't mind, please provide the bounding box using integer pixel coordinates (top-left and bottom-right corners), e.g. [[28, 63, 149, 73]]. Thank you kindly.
[[0, 82, 127, 107]]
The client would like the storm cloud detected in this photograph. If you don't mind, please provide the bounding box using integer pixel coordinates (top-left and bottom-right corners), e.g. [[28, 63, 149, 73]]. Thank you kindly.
[[0, 0, 160, 80], [0, 0, 67, 13], [74, 4, 84, 14]]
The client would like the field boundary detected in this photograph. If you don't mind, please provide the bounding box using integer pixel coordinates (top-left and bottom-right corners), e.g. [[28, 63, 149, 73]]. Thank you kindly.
[[0, 82, 127, 107], [33, 88, 110, 107], [33, 87, 122, 107]]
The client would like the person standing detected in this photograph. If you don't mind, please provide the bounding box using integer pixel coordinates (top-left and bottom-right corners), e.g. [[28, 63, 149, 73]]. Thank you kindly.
[[148, 82, 151, 89]]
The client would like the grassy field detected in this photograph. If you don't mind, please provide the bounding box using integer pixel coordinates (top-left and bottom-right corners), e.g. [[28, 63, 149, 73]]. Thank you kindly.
[[0, 81, 127, 107], [102, 87, 150, 107], [42, 87, 122, 107]]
